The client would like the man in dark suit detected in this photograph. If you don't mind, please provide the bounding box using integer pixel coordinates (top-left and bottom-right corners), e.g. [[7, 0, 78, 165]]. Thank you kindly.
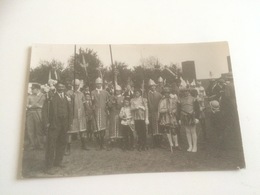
[[43, 82, 72, 174]]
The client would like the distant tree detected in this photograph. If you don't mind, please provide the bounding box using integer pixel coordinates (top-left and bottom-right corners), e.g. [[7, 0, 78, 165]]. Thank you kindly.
[[67, 48, 103, 90], [114, 61, 132, 88], [102, 61, 133, 90], [29, 59, 64, 84], [132, 56, 163, 89], [140, 56, 163, 69]]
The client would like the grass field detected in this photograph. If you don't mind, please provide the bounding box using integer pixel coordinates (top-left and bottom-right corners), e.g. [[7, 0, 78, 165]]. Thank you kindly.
[[21, 114, 245, 179]]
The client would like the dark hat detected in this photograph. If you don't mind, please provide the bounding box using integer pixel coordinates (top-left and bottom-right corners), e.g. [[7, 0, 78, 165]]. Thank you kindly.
[[179, 86, 189, 91], [163, 86, 171, 93], [84, 91, 90, 95], [218, 78, 225, 83], [56, 81, 66, 86], [124, 97, 131, 102], [31, 83, 41, 90]]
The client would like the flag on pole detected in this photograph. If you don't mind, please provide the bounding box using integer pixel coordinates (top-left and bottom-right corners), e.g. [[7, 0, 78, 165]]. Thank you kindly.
[[191, 79, 196, 87], [180, 77, 187, 88]]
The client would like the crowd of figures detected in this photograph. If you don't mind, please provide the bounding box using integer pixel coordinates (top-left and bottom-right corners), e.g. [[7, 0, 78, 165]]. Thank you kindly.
[[25, 75, 237, 174]]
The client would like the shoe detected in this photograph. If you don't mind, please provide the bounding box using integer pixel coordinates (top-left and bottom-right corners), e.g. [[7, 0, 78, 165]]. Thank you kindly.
[[53, 162, 66, 168], [27, 146, 35, 151], [137, 146, 141, 152], [191, 147, 197, 152], [37, 145, 44, 150], [81, 145, 90, 151], [96, 147, 102, 151], [45, 167, 58, 175], [64, 144, 71, 155], [159, 145, 167, 149], [64, 150, 70, 156], [187, 147, 192, 152], [106, 146, 112, 151], [175, 146, 182, 151]]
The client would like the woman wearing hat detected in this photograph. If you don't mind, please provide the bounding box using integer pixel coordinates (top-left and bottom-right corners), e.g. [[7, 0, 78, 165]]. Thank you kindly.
[[209, 100, 226, 152], [178, 87, 200, 152], [131, 88, 149, 151], [107, 84, 124, 148]]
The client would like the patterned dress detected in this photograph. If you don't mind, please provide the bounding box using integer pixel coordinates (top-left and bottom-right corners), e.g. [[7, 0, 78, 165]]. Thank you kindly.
[[108, 95, 124, 138], [67, 90, 87, 133], [158, 97, 178, 134], [91, 89, 110, 132]]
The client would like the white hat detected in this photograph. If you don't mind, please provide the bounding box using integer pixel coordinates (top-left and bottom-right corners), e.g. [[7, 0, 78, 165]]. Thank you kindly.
[[148, 79, 156, 86], [191, 79, 196, 87], [42, 84, 50, 93], [180, 77, 187, 88], [158, 77, 163, 82], [95, 77, 103, 84], [74, 79, 80, 85], [210, 100, 220, 113], [115, 85, 122, 91], [48, 79, 57, 86]]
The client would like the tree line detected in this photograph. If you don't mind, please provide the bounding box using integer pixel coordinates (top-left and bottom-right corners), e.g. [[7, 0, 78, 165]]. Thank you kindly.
[[29, 48, 182, 90]]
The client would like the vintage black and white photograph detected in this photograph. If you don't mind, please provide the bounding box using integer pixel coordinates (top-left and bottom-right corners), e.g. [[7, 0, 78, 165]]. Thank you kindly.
[[21, 42, 245, 178]]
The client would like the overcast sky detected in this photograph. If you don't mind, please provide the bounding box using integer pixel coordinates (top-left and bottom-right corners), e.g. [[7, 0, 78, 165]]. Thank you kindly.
[[30, 42, 230, 79]]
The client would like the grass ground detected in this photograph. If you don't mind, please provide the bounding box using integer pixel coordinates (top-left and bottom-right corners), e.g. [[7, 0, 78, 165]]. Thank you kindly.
[[21, 114, 245, 179]]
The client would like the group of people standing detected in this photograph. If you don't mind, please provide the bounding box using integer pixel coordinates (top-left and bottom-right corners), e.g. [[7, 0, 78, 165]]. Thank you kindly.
[[25, 75, 235, 174]]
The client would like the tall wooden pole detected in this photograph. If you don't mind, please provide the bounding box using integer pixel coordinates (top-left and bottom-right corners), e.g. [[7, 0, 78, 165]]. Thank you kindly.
[[73, 44, 76, 117], [109, 45, 117, 95]]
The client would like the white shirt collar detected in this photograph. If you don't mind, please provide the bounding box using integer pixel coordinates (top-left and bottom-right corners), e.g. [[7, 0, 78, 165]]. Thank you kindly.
[[96, 87, 102, 94], [58, 92, 64, 97]]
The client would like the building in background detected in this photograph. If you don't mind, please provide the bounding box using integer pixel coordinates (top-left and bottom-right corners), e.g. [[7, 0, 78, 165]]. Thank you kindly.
[[181, 61, 197, 83]]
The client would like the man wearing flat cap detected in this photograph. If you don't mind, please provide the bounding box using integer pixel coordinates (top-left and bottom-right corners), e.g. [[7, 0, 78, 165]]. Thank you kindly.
[[26, 83, 46, 150]]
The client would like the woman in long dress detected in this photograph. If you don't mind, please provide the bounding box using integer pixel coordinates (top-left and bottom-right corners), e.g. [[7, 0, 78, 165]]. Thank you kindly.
[[108, 85, 124, 147], [65, 79, 88, 155]]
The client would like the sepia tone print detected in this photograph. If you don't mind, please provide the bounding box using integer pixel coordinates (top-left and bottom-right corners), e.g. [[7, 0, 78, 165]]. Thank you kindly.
[[21, 42, 245, 178]]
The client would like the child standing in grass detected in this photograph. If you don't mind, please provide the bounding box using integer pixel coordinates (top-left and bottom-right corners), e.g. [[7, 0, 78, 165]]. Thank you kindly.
[[119, 98, 134, 150], [131, 89, 149, 151]]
